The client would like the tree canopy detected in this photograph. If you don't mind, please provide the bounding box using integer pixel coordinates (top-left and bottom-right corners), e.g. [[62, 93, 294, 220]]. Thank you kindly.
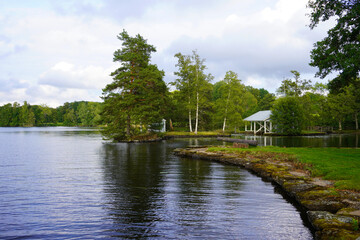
[[276, 70, 312, 97], [214, 71, 245, 132], [173, 50, 213, 134], [271, 97, 304, 135], [308, 0, 360, 91]]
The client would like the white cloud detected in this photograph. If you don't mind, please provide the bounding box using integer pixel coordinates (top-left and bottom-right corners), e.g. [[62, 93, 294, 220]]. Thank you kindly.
[[0, 0, 334, 105], [25, 84, 102, 107], [39, 61, 113, 89]]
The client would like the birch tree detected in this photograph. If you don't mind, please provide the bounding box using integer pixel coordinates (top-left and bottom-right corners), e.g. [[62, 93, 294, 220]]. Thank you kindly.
[[174, 53, 194, 132], [173, 50, 212, 133], [191, 51, 213, 134], [214, 71, 244, 132]]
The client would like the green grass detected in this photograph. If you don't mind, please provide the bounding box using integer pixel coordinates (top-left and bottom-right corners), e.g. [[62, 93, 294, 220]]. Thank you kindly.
[[207, 146, 360, 191], [301, 130, 324, 134]]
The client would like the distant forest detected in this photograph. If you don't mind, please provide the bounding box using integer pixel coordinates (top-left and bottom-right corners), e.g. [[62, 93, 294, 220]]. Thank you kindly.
[[0, 101, 102, 127], [1, 76, 358, 132]]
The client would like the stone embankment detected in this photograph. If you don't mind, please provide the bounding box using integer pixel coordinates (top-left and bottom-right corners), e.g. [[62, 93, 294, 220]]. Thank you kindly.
[[174, 147, 360, 240]]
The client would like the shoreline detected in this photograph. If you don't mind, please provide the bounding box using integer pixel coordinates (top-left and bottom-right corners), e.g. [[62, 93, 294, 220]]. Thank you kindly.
[[164, 134, 231, 139], [174, 147, 360, 240]]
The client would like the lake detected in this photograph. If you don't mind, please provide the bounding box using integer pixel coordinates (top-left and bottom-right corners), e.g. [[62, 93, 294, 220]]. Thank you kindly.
[[0, 127, 319, 239], [236, 133, 360, 147]]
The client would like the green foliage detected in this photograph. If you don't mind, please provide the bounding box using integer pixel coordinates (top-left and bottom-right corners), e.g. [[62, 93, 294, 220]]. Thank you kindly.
[[78, 102, 102, 126], [271, 96, 304, 135], [173, 50, 213, 133], [0, 101, 102, 127], [244, 86, 274, 114], [0, 103, 13, 126], [276, 70, 312, 97], [327, 87, 356, 130], [257, 93, 275, 111], [352, 219, 359, 231], [213, 71, 245, 132], [101, 30, 168, 141], [307, 0, 360, 91]]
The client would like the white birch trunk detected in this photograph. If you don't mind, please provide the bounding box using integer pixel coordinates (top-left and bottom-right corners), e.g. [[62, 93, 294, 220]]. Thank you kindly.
[[222, 117, 227, 132], [222, 86, 231, 133], [194, 64, 199, 135], [195, 91, 199, 134], [188, 97, 192, 132]]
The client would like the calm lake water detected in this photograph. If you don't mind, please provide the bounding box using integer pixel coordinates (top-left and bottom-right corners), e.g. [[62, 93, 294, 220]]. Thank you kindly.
[[234, 133, 360, 148], [0, 127, 321, 239]]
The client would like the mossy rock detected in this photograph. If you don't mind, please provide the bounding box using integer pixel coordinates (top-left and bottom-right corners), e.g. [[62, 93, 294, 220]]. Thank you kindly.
[[308, 211, 356, 231], [315, 228, 360, 240], [338, 208, 360, 219], [298, 189, 339, 201], [272, 171, 304, 184], [302, 199, 348, 213], [282, 181, 317, 198]]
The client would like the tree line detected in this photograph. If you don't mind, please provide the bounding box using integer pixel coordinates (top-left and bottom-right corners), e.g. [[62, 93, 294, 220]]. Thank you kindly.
[[0, 101, 102, 127], [271, 71, 360, 135], [100, 30, 279, 140], [99, 30, 359, 140]]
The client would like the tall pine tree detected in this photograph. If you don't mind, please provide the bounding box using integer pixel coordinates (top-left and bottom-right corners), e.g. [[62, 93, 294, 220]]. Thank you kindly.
[[101, 30, 168, 141]]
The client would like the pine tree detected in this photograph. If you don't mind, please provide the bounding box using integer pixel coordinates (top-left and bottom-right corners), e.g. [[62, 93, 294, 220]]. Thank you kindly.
[[101, 30, 168, 141]]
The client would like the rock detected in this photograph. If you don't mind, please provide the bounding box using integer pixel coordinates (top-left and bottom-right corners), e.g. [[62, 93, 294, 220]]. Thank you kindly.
[[282, 181, 317, 198], [308, 211, 357, 231], [315, 228, 360, 240], [302, 199, 348, 213], [337, 208, 360, 218], [298, 189, 336, 201]]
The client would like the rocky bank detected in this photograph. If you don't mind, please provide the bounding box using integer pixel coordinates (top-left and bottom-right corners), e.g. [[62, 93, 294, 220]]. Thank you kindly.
[[174, 147, 360, 240]]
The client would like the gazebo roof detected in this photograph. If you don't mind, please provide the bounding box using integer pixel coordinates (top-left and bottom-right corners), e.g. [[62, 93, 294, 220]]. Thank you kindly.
[[244, 110, 271, 121]]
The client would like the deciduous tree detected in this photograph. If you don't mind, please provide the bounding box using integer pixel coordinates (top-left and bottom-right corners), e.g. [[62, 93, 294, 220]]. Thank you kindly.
[[276, 70, 312, 97], [214, 71, 245, 132], [307, 0, 360, 91], [173, 50, 212, 133], [271, 97, 304, 135]]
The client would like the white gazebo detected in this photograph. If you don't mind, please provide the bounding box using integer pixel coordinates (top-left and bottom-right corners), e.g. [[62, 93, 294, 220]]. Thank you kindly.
[[244, 110, 273, 134]]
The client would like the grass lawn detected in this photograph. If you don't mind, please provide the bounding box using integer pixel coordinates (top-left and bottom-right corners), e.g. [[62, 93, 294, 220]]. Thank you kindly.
[[207, 146, 360, 191], [301, 130, 325, 134]]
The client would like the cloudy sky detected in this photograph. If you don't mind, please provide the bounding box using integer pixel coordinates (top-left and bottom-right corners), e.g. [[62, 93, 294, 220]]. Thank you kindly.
[[0, 0, 334, 107]]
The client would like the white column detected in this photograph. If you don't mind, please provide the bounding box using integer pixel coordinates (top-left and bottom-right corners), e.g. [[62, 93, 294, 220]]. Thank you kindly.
[[264, 121, 267, 133], [254, 121, 256, 134], [245, 123, 247, 131]]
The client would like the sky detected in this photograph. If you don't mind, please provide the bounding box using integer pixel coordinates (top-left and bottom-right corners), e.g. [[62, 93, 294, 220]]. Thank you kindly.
[[0, 0, 335, 107]]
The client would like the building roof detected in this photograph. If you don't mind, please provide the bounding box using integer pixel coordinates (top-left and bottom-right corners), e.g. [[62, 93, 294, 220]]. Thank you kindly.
[[243, 110, 271, 121]]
